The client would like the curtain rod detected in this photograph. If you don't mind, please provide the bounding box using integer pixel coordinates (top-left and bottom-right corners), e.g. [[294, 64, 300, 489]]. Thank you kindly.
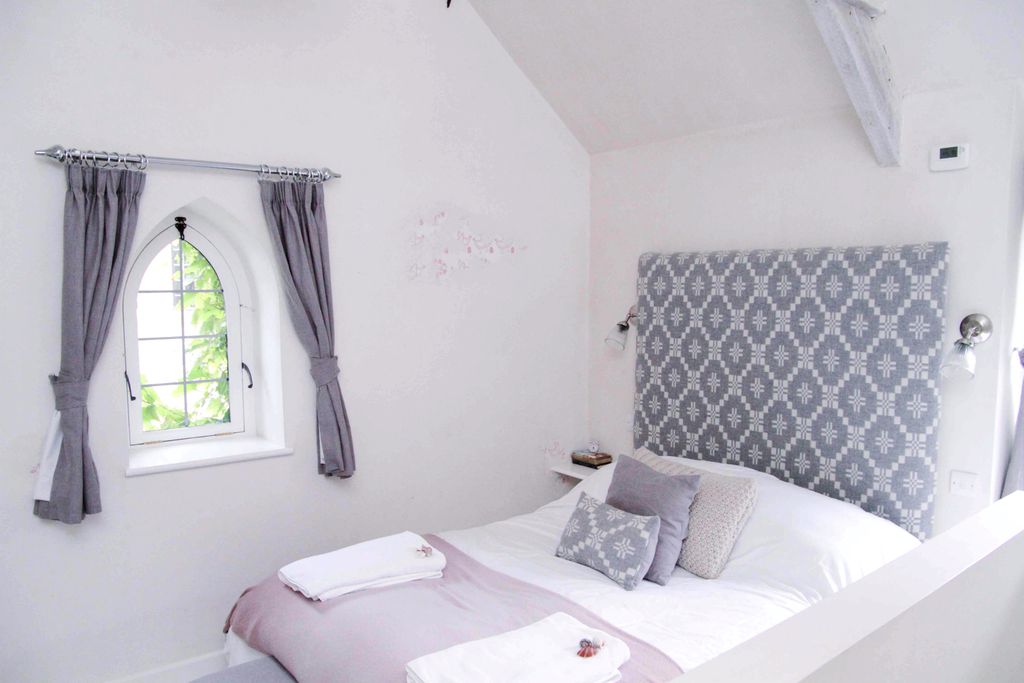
[[34, 145, 341, 183]]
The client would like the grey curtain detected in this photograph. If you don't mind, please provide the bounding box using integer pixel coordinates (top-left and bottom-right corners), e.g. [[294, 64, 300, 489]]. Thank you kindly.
[[260, 180, 355, 477], [34, 165, 145, 523], [1002, 349, 1024, 497]]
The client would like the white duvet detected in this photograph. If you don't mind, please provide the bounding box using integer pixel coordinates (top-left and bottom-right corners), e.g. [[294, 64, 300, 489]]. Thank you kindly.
[[228, 457, 919, 674], [439, 457, 919, 673]]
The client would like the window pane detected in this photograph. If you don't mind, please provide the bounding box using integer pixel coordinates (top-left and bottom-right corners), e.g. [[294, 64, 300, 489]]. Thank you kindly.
[[181, 241, 222, 291], [137, 293, 183, 338], [139, 241, 181, 291], [187, 380, 230, 427], [141, 384, 186, 432], [183, 292, 226, 336], [186, 336, 228, 381], [138, 339, 184, 385]]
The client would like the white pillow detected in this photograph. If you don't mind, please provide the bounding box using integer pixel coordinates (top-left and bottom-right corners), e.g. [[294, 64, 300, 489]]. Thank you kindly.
[[632, 447, 756, 579], [550, 454, 920, 595], [643, 455, 921, 599]]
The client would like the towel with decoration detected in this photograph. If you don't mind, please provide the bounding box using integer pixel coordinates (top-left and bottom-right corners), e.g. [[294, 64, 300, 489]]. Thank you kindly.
[[405, 611, 630, 683], [278, 531, 445, 601]]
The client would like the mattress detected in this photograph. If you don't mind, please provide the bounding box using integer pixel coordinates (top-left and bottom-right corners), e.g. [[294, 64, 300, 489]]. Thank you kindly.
[[225, 457, 919, 675]]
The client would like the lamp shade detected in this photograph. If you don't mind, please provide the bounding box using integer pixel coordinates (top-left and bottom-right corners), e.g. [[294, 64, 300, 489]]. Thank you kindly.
[[941, 341, 976, 380], [604, 324, 628, 351]]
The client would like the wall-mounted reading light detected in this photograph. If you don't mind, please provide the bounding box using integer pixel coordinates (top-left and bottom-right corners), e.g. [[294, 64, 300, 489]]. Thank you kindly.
[[604, 305, 637, 351], [941, 313, 993, 380]]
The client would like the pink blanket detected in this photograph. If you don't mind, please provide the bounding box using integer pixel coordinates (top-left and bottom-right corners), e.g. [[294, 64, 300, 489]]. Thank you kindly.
[[226, 535, 684, 682]]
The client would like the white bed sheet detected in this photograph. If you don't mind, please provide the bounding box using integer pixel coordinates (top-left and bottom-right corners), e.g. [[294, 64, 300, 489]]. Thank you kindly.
[[226, 628, 269, 666], [439, 458, 919, 672], [228, 457, 919, 673]]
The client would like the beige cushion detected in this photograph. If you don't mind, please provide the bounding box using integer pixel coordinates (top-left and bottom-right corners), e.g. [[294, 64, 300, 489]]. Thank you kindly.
[[632, 448, 757, 579]]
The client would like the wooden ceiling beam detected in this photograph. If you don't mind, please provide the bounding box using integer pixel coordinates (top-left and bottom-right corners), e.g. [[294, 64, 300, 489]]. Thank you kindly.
[[808, 0, 901, 166]]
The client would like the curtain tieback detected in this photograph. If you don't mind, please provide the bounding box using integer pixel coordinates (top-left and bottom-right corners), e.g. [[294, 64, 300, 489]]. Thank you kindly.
[[50, 374, 89, 411], [310, 356, 340, 387]]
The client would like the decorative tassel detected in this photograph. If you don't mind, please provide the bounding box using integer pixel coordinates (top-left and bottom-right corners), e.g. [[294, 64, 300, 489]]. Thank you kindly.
[[576, 638, 603, 658]]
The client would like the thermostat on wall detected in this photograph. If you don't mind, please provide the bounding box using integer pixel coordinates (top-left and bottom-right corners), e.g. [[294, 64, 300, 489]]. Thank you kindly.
[[930, 144, 970, 171]]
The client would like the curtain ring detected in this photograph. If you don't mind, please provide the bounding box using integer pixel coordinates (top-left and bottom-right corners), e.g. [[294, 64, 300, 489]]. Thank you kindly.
[[95, 151, 111, 168], [258, 164, 271, 180], [137, 154, 148, 171]]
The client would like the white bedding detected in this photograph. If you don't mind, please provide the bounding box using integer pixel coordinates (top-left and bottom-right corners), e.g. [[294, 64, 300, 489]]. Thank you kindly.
[[439, 458, 919, 672], [228, 457, 919, 673]]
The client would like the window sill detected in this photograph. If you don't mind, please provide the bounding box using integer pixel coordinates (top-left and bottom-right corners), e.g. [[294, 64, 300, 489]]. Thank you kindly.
[[125, 435, 292, 477]]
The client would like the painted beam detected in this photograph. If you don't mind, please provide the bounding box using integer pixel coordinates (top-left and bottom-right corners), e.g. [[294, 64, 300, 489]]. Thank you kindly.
[[843, 0, 886, 18], [808, 0, 901, 166]]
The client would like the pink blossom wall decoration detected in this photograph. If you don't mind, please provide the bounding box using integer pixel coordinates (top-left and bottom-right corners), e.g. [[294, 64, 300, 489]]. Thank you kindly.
[[542, 440, 568, 468], [408, 209, 525, 281]]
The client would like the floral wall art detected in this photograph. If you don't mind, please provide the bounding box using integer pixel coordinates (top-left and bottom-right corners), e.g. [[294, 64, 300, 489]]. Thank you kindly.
[[407, 208, 526, 282]]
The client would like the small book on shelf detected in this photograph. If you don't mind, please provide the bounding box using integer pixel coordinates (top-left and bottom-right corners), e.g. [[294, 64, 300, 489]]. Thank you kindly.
[[571, 451, 613, 469]]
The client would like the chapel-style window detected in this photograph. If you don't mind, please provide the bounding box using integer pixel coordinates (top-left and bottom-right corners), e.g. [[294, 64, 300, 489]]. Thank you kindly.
[[124, 220, 244, 444]]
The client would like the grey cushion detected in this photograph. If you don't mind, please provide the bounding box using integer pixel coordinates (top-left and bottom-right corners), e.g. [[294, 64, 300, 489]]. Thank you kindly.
[[634, 447, 758, 579], [556, 492, 661, 590], [606, 454, 701, 585]]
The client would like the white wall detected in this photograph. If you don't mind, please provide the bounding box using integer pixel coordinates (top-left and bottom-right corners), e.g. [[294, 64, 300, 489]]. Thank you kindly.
[[590, 80, 1024, 534], [0, 2, 589, 681]]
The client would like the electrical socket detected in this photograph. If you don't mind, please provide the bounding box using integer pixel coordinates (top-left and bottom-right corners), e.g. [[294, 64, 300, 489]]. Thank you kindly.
[[950, 470, 979, 497]]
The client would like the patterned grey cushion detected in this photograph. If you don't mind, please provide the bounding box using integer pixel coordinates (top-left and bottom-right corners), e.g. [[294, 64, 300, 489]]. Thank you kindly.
[[633, 243, 947, 539], [556, 492, 661, 590], [633, 447, 757, 579], [606, 454, 701, 585]]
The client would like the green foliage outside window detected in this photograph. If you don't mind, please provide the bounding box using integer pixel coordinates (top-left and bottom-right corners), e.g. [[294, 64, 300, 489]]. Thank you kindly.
[[139, 239, 231, 432]]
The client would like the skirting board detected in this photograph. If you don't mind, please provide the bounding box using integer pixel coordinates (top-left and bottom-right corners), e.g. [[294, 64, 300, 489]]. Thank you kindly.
[[106, 648, 227, 683]]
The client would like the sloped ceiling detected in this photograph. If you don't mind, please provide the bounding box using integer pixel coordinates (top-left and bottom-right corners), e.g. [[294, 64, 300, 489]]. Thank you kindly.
[[468, 0, 850, 153], [469, 0, 1024, 154]]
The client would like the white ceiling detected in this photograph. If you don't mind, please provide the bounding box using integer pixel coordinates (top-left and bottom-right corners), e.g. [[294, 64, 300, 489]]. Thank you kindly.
[[469, 0, 1024, 154], [878, 0, 1024, 95], [468, 0, 850, 153]]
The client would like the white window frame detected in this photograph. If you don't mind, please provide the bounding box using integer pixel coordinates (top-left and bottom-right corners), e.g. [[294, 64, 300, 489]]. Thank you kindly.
[[123, 226, 246, 445]]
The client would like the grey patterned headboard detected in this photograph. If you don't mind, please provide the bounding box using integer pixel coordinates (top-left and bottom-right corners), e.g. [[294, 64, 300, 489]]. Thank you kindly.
[[633, 243, 948, 539]]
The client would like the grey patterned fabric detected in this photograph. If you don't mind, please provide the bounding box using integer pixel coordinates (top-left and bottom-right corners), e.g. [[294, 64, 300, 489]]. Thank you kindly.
[[606, 454, 701, 585], [260, 181, 354, 477], [634, 243, 948, 539], [34, 166, 145, 524], [556, 492, 661, 590]]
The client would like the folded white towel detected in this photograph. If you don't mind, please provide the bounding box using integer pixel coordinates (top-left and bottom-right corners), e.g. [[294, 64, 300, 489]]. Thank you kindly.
[[279, 531, 446, 601], [406, 612, 630, 683]]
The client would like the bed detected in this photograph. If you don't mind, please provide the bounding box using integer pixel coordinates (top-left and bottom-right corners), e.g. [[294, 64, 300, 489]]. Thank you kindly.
[[218, 457, 919, 681], [212, 242, 947, 682]]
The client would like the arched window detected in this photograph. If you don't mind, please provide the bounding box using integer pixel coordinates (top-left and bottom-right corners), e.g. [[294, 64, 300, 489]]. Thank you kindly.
[[124, 222, 245, 444]]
